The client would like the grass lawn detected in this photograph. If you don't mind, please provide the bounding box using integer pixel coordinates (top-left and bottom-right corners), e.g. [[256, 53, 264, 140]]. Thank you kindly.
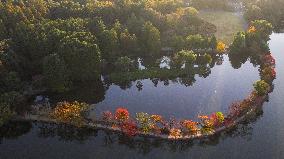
[[198, 11, 247, 44]]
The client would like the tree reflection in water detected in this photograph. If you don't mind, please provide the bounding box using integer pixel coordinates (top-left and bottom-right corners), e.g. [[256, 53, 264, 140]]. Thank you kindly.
[[0, 104, 268, 154], [0, 50, 271, 154]]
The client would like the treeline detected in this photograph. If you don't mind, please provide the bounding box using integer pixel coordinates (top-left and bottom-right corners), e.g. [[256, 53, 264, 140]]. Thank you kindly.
[[0, 0, 220, 122], [0, 0, 218, 90], [188, 0, 234, 11], [229, 20, 273, 68], [242, 0, 284, 31]]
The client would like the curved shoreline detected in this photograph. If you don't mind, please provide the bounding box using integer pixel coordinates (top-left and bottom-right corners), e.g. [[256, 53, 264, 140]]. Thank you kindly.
[[13, 94, 268, 141], [12, 51, 276, 141]]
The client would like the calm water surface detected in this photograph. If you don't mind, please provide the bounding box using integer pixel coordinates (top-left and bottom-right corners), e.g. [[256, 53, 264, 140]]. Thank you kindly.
[[0, 33, 283, 159]]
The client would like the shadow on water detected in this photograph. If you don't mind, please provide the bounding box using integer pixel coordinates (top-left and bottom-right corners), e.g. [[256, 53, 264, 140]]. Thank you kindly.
[[0, 100, 268, 155], [0, 45, 273, 155]]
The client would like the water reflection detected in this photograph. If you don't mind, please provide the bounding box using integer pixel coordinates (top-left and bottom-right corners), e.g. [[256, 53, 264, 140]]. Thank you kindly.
[[46, 52, 258, 105], [0, 48, 270, 156], [103, 53, 223, 90], [0, 121, 32, 144], [0, 103, 267, 154]]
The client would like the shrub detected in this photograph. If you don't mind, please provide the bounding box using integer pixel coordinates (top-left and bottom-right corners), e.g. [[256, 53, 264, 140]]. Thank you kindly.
[[198, 115, 214, 134], [168, 128, 182, 139], [120, 120, 138, 137], [115, 108, 129, 122], [151, 114, 162, 123], [114, 56, 134, 72], [211, 112, 225, 127], [262, 54, 275, 65], [172, 50, 197, 68], [204, 53, 212, 64], [261, 66, 276, 82], [136, 112, 154, 134], [253, 80, 270, 96], [250, 20, 273, 41], [248, 26, 256, 33], [230, 32, 246, 53], [51, 101, 89, 126], [216, 41, 226, 53], [181, 120, 198, 135]]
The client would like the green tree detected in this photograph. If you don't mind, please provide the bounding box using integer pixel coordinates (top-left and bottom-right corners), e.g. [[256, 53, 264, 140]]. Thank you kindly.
[[115, 56, 134, 72], [253, 80, 270, 96], [87, 17, 106, 36], [58, 32, 101, 82], [172, 50, 197, 68], [140, 21, 161, 55], [0, 0, 48, 35], [113, 20, 123, 36], [230, 32, 246, 53], [100, 28, 119, 58], [126, 13, 144, 37], [43, 54, 70, 92], [119, 29, 138, 55], [169, 35, 186, 51], [250, 20, 273, 42], [48, 0, 84, 19], [186, 34, 205, 50]]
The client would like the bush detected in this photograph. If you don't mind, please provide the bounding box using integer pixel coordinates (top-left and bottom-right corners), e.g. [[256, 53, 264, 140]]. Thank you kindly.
[[216, 41, 226, 53], [230, 32, 246, 53], [249, 20, 273, 42], [136, 112, 154, 134], [181, 120, 198, 135], [51, 101, 89, 126], [253, 80, 270, 96], [172, 50, 197, 68], [261, 66, 276, 82], [115, 108, 129, 122], [120, 120, 138, 137], [114, 56, 134, 72], [198, 115, 214, 134], [211, 112, 224, 127]]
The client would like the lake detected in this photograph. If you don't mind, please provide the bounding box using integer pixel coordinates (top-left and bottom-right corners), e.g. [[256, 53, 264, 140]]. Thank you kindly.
[[0, 33, 283, 159]]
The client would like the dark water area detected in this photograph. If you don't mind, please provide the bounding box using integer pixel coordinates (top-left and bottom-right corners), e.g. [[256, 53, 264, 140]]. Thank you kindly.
[[0, 33, 283, 159], [93, 55, 259, 120]]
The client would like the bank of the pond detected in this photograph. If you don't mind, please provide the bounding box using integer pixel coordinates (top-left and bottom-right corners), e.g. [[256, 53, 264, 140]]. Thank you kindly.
[[10, 50, 276, 141], [12, 94, 267, 141]]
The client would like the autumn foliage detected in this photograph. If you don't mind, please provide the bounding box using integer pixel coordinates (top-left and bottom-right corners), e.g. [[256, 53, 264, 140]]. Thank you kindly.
[[51, 101, 89, 126], [115, 107, 129, 122], [216, 41, 226, 53], [46, 48, 276, 140]]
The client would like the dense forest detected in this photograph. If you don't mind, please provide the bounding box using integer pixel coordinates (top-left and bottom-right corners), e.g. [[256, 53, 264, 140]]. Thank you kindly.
[[242, 0, 284, 31], [0, 0, 281, 126]]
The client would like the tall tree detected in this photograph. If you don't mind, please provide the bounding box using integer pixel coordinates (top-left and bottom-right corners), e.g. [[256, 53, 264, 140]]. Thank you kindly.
[[58, 32, 101, 82], [140, 21, 161, 55]]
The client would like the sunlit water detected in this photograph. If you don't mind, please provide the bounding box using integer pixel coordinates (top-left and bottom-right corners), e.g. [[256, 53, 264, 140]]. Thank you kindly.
[[0, 33, 283, 159]]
